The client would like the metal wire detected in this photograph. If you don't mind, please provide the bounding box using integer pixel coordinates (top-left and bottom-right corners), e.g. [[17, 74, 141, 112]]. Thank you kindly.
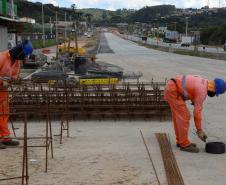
[[140, 130, 161, 185]]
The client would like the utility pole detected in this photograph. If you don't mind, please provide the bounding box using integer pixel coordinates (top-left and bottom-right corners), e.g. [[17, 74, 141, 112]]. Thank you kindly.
[[75, 22, 78, 54], [56, 10, 58, 59], [185, 17, 188, 36], [50, 17, 52, 37], [68, 15, 72, 51], [42, 2, 45, 46], [64, 12, 67, 47], [10, 0, 15, 19]]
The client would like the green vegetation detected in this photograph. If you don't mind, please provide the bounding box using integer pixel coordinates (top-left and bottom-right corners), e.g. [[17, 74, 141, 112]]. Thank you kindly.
[[16, 0, 226, 45], [32, 39, 57, 49], [128, 5, 176, 23], [200, 24, 226, 45]]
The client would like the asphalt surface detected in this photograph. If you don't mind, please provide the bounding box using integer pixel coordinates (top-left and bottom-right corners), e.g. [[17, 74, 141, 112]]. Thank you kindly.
[[97, 33, 114, 54], [128, 35, 226, 54], [97, 32, 226, 185]]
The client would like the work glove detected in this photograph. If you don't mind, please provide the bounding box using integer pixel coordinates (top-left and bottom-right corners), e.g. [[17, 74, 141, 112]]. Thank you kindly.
[[196, 129, 208, 142], [2, 81, 9, 88]]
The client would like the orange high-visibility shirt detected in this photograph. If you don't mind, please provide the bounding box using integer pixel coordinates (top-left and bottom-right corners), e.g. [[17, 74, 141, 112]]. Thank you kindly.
[[175, 75, 208, 129], [0, 51, 20, 87]]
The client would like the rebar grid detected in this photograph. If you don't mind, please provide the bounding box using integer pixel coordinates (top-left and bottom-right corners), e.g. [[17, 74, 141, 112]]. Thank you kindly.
[[0, 113, 28, 185], [8, 81, 171, 121], [155, 133, 185, 185]]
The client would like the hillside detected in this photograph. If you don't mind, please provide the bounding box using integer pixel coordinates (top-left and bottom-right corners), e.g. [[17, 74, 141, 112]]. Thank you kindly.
[[16, 1, 226, 44], [16, 0, 116, 23]]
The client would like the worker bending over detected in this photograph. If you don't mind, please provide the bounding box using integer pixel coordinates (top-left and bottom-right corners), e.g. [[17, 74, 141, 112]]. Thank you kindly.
[[164, 75, 226, 153], [0, 40, 33, 149]]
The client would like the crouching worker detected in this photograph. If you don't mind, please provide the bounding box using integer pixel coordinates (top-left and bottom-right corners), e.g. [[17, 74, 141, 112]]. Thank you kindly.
[[0, 40, 33, 149], [164, 75, 226, 153]]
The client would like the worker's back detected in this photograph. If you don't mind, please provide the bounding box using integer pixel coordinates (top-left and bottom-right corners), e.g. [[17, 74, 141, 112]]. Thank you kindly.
[[175, 75, 207, 102]]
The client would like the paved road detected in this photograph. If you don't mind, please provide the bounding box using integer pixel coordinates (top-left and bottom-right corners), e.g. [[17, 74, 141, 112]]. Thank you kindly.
[[128, 35, 226, 54], [98, 33, 226, 82], [98, 33, 114, 54], [97, 32, 226, 185]]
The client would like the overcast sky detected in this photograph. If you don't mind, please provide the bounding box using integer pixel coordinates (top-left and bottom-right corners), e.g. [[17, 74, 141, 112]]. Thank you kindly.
[[32, 0, 225, 10]]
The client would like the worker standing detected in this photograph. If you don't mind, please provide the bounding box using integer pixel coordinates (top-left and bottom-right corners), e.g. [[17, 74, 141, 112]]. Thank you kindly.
[[164, 75, 226, 153], [0, 40, 33, 149]]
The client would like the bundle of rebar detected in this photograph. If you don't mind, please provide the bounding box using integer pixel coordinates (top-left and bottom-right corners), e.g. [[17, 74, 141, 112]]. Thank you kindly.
[[155, 133, 185, 185]]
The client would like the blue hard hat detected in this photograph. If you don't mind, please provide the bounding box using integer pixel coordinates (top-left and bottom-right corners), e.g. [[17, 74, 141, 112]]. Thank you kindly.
[[214, 78, 226, 96], [22, 40, 33, 57]]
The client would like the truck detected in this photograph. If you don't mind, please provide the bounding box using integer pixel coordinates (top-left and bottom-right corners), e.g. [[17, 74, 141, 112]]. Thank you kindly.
[[164, 31, 179, 43], [181, 36, 193, 47]]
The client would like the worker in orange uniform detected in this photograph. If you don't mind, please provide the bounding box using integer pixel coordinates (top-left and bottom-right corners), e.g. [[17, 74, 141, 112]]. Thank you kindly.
[[164, 75, 226, 153], [0, 40, 33, 149]]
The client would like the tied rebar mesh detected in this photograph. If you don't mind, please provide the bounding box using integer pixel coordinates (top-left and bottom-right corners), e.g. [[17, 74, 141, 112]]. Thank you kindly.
[[8, 80, 171, 121]]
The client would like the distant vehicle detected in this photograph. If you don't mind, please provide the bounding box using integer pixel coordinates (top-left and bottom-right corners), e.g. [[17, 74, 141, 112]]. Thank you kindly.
[[87, 34, 91, 38], [224, 42, 226, 51], [181, 43, 190, 47], [164, 31, 179, 43], [180, 36, 193, 47], [84, 32, 88, 36]]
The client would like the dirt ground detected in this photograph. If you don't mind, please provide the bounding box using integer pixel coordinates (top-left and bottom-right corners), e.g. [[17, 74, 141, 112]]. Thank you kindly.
[[1, 33, 226, 185], [36, 35, 97, 59]]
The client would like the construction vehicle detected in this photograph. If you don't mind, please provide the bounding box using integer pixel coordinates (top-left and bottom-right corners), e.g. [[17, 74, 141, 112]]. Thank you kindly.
[[58, 44, 86, 55]]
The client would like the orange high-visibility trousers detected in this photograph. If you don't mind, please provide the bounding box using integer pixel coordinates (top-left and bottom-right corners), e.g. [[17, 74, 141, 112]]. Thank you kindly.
[[164, 80, 191, 147], [0, 51, 20, 139], [0, 90, 9, 137]]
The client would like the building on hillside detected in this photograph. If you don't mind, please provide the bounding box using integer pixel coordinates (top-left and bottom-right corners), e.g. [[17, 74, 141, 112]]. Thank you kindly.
[[20, 17, 36, 24]]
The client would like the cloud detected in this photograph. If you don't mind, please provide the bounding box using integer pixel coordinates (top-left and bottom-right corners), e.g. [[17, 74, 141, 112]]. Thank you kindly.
[[30, 0, 59, 6], [31, 0, 224, 9], [44, 0, 58, 6], [64, 0, 156, 9]]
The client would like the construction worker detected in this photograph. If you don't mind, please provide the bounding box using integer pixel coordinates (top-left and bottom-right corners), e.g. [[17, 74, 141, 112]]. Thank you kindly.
[[164, 75, 226, 153], [0, 40, 33, 149]]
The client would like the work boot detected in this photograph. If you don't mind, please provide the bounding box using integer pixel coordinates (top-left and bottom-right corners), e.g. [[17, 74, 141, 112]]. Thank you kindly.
[[180, 144, 199, 153], [0, 142, 6, 149], [1, 139, 20, 147], [177, 143, 197, 148]]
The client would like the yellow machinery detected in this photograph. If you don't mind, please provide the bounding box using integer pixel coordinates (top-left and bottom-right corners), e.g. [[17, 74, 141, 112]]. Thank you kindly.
[[48, 77, 120, 86], [58, 44, 86, 55], [79, 77, 120, 85]]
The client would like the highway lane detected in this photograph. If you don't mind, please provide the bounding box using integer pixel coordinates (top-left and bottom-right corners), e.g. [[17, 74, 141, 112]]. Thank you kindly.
[[127, 35, 226, 54], [98, 33, 226, 82]]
